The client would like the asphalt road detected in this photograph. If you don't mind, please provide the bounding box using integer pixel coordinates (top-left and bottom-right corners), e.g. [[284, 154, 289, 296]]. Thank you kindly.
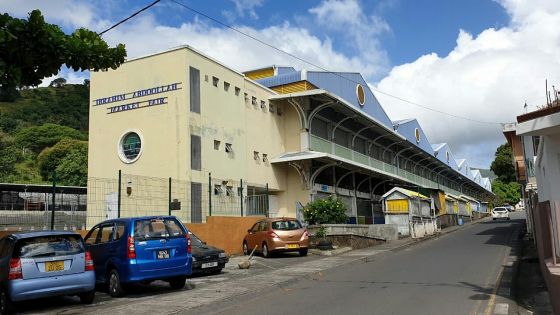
[[194, 212, 525, 315], [13, 213, 524, 315]]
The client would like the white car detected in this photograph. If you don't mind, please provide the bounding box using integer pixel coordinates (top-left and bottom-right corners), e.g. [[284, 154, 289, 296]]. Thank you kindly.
[[492, 207, 510, 220]]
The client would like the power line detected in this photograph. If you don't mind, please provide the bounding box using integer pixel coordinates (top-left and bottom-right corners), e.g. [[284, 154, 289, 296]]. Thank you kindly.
[[98, 0, 161, 36], [169, 0, 502, 125]]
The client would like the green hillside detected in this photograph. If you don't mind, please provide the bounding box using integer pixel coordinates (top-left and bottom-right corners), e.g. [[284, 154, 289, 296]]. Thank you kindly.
[[0, 83, 89, 185]]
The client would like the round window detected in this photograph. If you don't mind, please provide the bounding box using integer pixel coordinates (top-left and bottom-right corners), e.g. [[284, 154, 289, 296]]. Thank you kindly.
[[356, 84, 365, 106], [118, 131, 143, 163]]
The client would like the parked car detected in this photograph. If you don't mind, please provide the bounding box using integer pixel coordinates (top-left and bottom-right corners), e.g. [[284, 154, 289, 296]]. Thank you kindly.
[[492, 207, 510, 220], [0, 231, 96, 314], [84, 216, 192, 297], [189, 232, 228, 274], [242, 218, 309, 258]]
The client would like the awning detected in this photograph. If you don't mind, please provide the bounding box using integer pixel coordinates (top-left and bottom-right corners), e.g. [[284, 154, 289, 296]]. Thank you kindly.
[[270, 151, 327, 163], [271, 150, 405, 184]]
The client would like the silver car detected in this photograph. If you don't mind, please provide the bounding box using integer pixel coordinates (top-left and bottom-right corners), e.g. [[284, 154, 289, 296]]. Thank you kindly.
[[0, 231, 96, 314]]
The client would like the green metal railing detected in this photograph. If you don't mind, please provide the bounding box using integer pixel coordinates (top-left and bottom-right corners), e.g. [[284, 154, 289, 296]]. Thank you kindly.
[[310, 135, 464, 196]]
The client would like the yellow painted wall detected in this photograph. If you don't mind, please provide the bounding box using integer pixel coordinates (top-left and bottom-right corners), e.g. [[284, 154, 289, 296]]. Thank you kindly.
[[88, 47, 312, 225], [437, 191, 446, 214], [271, 81, 317, 94], [386, 199, 409, 213], [244, 68, 274, 80]]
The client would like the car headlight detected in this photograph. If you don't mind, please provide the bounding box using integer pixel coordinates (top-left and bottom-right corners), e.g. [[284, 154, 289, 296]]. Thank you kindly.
[[219, 252, 227, 258], [192, 256, 197, 262]]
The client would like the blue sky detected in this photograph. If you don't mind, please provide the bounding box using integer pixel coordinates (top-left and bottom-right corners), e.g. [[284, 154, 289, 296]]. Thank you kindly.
[[3, 0, 560, 168], [80, 0, 511, 79]]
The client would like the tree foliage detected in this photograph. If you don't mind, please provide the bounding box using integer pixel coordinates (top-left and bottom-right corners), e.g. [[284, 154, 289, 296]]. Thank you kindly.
[[0, 10, 126, 100], [302, 196, 348, 225], [0, 131, 19, 180], [490, 143, 516, 183], [15, 123, 86, 153], [38, 139, 87, 181], [491, 180, 521, 205], [49, 78, 67, 87], [55, 144, 88, 186], [4, 84, 90, 131]]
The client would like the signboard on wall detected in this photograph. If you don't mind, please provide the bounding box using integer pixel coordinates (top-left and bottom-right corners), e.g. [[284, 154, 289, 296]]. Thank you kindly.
[[93, 82, 182, 114]]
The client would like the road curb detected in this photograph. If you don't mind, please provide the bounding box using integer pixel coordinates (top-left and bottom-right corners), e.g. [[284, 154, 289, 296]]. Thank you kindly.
[[487, 223, 523, 315]]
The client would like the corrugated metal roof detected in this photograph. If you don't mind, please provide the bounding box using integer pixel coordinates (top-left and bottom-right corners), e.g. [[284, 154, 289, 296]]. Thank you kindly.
[[382, 187, 429, 200]]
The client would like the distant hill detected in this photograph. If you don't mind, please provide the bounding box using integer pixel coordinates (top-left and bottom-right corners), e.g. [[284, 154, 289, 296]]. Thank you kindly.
[[0, 84, 89, 133], [0, 83, 89, 184]]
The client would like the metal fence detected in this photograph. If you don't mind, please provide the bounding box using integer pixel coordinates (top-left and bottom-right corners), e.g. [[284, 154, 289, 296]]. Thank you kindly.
[[1, 171, 270, 231], [85, 171, 270, 229], [0, 182, 87, 231]]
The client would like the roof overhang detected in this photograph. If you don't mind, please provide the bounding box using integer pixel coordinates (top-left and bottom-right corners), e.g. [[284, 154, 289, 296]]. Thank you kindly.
[[270, 151, 327, 163], [0, 183, 86, 194], [517, 111, 560, 136], [269, 89, 405, 141]]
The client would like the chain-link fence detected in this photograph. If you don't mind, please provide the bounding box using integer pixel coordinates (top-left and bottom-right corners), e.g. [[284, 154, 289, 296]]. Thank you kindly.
[[85, 171, 270, 229], [1, 171, 270, 231], [0, 182, 87, 231]]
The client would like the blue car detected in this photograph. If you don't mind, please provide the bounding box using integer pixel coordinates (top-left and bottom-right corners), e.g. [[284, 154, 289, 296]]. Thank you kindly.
[[84, 216, 192, 297], [0, 231, 96, 314]]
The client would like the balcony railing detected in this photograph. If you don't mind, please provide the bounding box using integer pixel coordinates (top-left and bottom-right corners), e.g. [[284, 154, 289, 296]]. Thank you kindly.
[[310, 135, 464, 197]]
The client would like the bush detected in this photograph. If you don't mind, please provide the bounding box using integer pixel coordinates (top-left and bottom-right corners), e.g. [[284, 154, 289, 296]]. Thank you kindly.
[[302, 196, 348, 225], [38, 139, 87, 180]]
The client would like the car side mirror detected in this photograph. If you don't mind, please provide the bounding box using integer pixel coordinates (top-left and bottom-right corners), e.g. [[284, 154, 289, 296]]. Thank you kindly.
[[247, 229, 252, 234]]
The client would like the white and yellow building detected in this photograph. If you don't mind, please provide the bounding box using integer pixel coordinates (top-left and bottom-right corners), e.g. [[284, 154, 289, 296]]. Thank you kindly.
[[88, 45, 493, 226]]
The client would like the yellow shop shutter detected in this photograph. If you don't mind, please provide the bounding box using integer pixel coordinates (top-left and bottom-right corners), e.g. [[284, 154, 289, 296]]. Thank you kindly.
[[386, 199, 408, 213]]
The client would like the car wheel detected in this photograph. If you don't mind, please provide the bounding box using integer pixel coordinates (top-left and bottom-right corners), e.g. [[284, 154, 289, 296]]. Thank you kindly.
[[262, 242, 270, 258], [79, 290, 95, 304], [243, 241, 249, 255], [0, 288, 13, 315], [169, 276, 186, 289], [492, 218, 496, 220], [108, 269, 125, 297], [299, 249, 308, 256]]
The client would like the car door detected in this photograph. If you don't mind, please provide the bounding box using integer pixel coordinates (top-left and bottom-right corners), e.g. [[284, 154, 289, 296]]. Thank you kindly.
[[246, 221, 261, 250], [256, 221, 269, 250], [85, 223, 115, 280], [0, 238, 11, 284]]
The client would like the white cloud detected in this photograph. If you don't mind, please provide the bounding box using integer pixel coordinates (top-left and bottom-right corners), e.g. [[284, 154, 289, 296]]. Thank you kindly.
[[0, 0, 99, 29], [100, 14, 379, 77], [308, 0, 390, 77], [223, 0, 264, 21], [376, 5, 560, 167]]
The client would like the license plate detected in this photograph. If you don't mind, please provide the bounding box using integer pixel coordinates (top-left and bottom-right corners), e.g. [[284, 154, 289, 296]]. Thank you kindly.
[[286, 244, 299, 249], [157, 250, 170, 259], [201, 262, 218, 269], [45, 261, 64, 272]]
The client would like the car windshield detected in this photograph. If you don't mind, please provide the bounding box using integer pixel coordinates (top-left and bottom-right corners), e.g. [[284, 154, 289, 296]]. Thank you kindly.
[[14, 235, 84, 258], [134, 218, 185, 240], [188, 231, 204, 246], [494, 208, 507, 212], [271, 220, 302, 231]]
